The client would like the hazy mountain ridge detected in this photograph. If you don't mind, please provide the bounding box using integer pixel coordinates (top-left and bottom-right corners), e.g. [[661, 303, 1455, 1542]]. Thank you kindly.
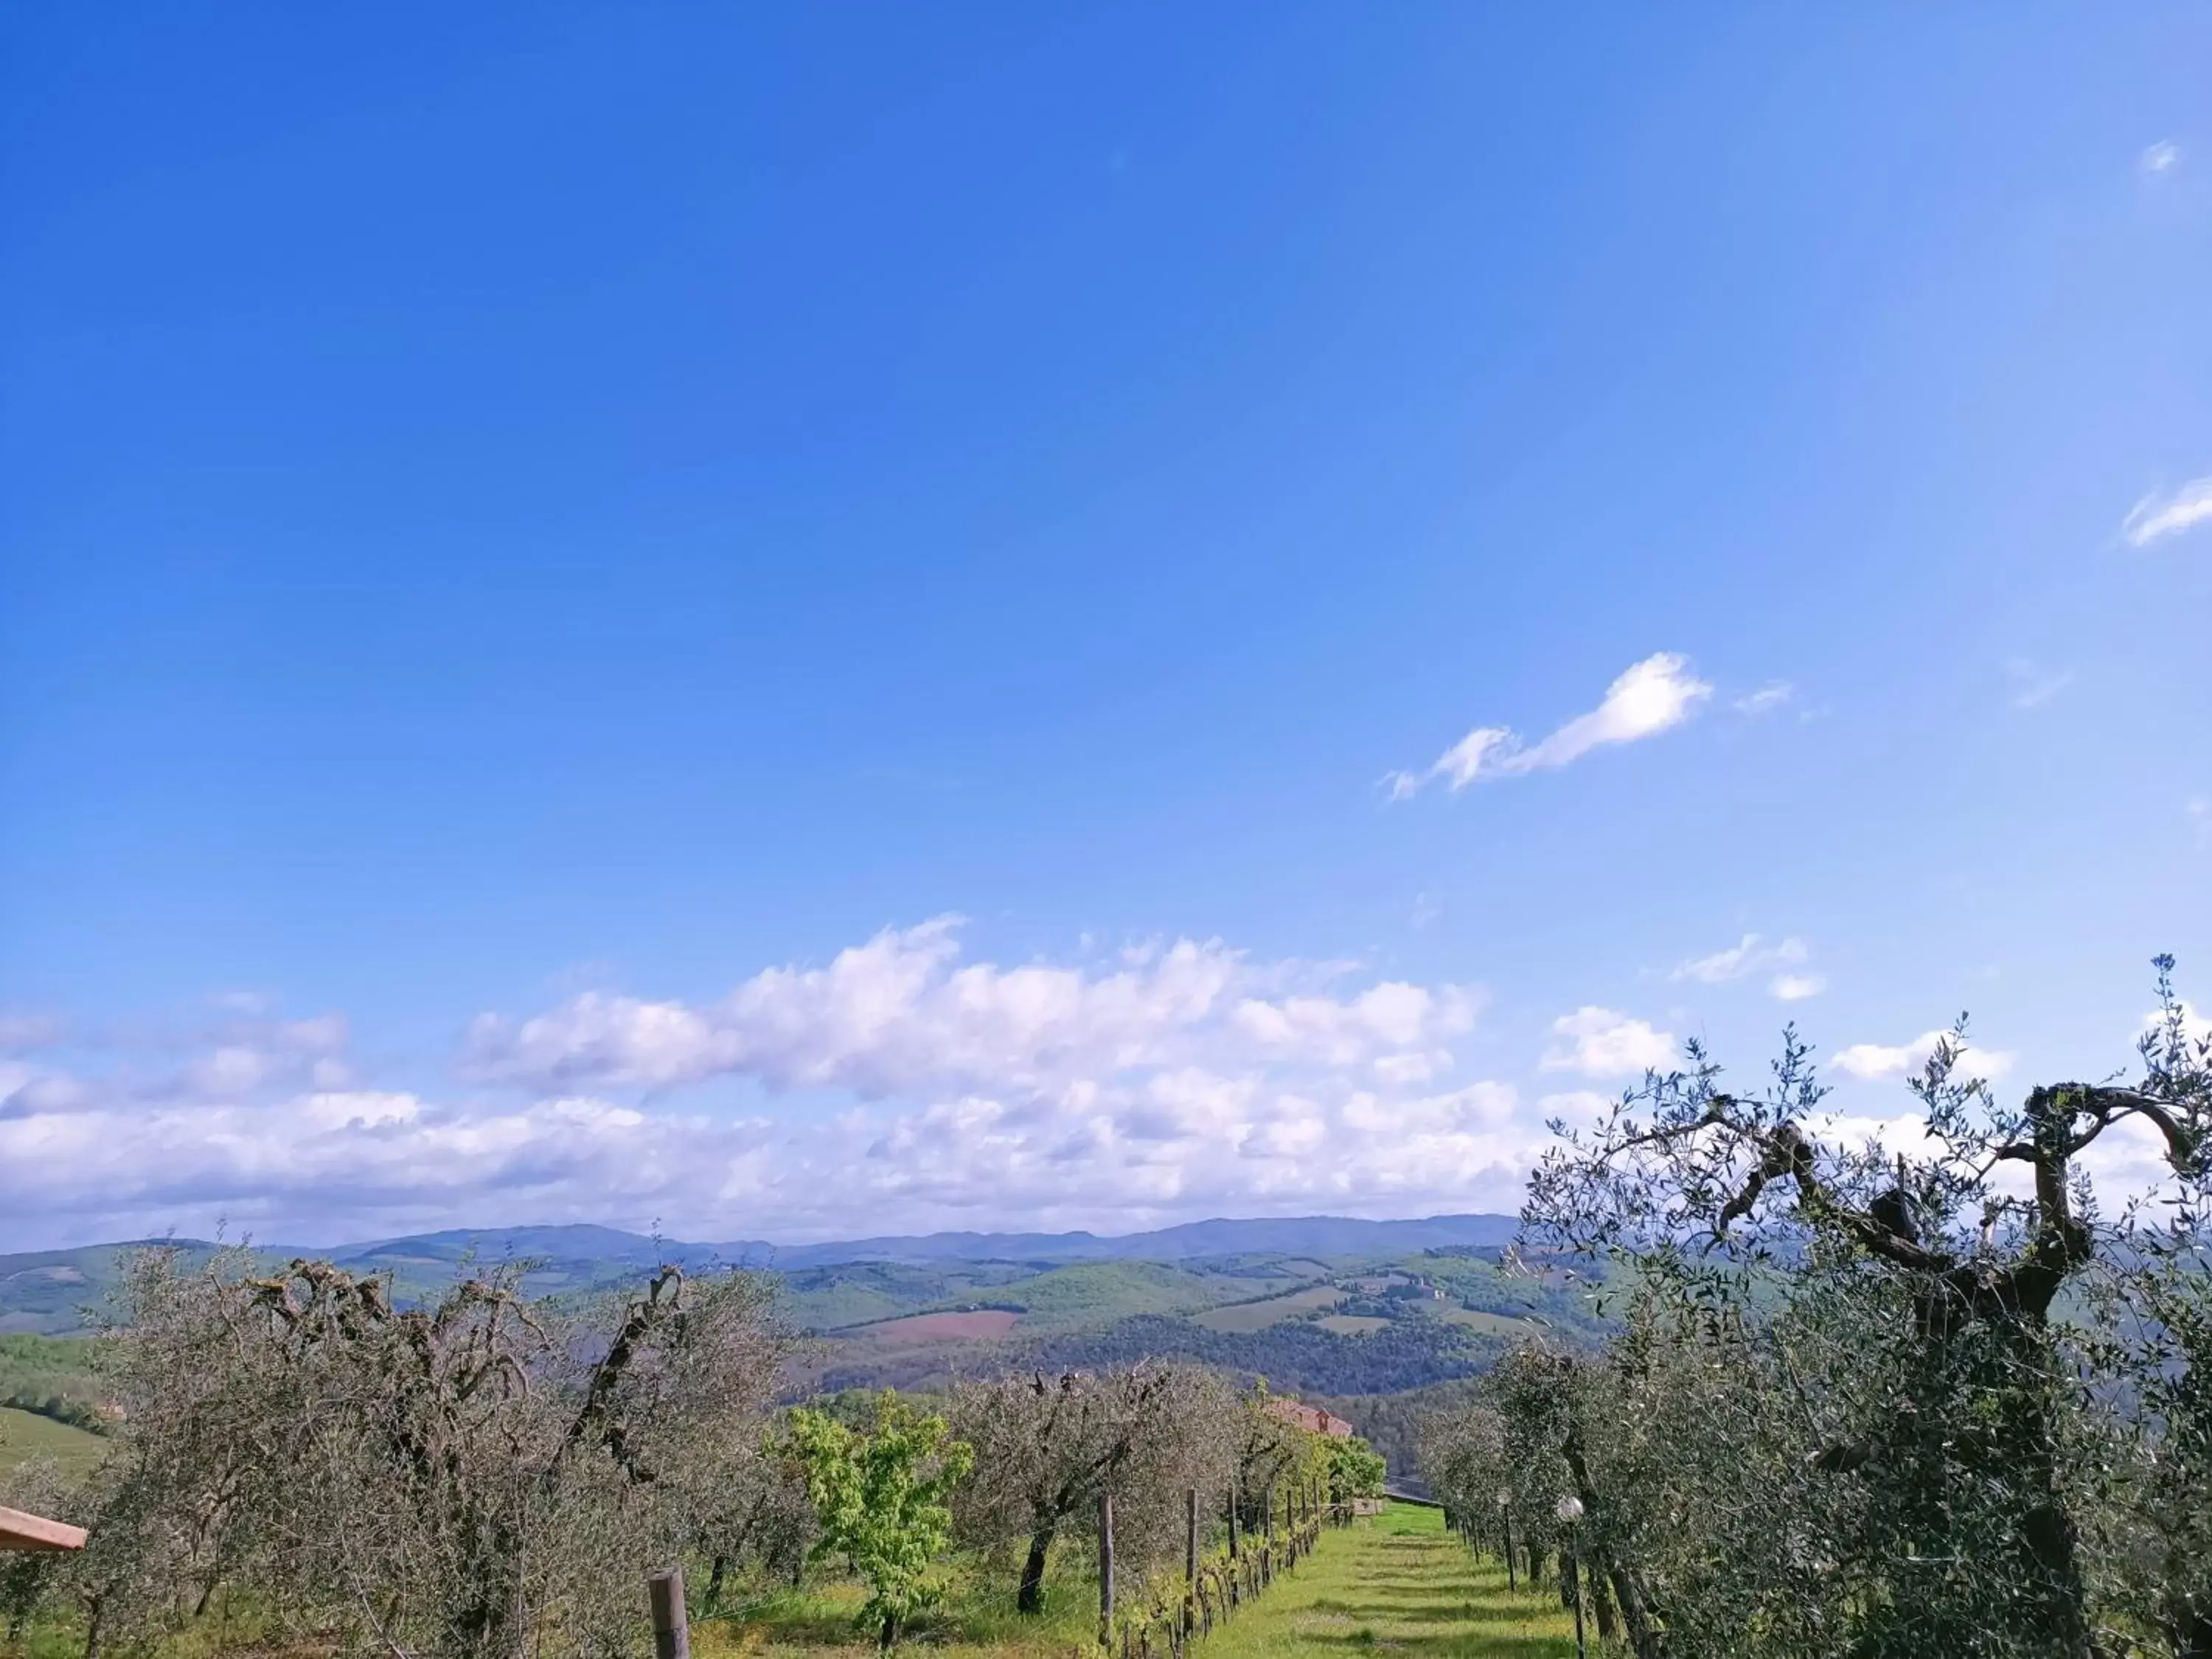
[[0, 1214, 1522, 1336]]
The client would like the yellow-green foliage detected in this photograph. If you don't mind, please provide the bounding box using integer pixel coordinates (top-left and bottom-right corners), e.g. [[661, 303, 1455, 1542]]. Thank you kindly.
[[789, 1394, 974, 1651]]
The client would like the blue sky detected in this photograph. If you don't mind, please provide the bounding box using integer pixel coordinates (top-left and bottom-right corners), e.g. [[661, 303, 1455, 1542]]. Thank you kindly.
[[3, 6, 2208, 1249]]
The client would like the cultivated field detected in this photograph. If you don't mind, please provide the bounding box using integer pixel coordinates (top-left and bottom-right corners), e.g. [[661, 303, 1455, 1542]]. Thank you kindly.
[[1191, 1284, 1343, 1332], [844, 1310, 1022, 1343]]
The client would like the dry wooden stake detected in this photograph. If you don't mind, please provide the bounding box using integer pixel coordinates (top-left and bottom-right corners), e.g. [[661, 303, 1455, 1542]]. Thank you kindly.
[[647, 1568, 689, 1659]]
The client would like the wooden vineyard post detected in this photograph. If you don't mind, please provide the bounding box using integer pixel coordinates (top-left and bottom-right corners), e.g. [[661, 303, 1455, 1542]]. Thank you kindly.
[[1099, 1492, 1115, 1649], [1498, 1491, 1517, 1593], [1225, 1484, 1239, 1611], [648, 1568, 690, 1659], [1264, 1481, 1276, 1586], [1183, 1487, 1199, 1638]]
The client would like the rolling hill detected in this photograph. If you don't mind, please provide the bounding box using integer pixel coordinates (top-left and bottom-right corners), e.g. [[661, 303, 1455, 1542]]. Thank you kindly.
[[0, 1214, 1523, 1335], [0, 1216, 1599, 1486]]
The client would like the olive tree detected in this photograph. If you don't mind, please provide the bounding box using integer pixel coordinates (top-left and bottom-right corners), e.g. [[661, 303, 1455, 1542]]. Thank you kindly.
[[72, 1245, 790, 1659], [948, 1363, 1232, 1613], [1521, 957, 2212, 1659]]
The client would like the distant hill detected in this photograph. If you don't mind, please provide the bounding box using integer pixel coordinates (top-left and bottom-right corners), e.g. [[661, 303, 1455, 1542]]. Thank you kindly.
[[750, 1212, 1520, 1268], [0, 1212, 1524, 1337], [0, 1212, 1593, 1430]]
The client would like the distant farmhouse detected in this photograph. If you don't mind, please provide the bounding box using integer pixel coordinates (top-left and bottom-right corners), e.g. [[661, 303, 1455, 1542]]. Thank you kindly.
[[1267, 1397, 1354, 1438]]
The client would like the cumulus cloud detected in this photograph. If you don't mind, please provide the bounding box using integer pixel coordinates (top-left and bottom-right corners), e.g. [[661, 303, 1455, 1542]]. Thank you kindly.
[[1, 925, 1550, 1248], [2146, 999, 2212, 1051], [1770, 974, 1826, 1002], [2142, 139, 2182, 175], [1542, 1007, 1676, 1078], [0, 1065, 1545, 1249], [1832, 1030, 2014, 1083], [465, 919, 1480, 1099], [1385, 653, 1713, 799], [2123, 477, 2212, 547]]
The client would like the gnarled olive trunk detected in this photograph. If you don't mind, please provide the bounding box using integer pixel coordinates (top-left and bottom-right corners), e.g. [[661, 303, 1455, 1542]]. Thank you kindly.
[[1017, 1519, 1057, 1614]]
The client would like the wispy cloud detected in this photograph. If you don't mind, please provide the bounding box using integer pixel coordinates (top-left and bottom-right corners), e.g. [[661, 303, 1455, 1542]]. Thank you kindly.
[[2005, 658, 2075, 710], [1385, 653, 1713, 799], [1675, 933, 1804, 984], [1673, 933, 1818, 1001], [1732, 681, 1795, 717], [2142, 139, 2183, 175], [2122, 477, 2212, 547]]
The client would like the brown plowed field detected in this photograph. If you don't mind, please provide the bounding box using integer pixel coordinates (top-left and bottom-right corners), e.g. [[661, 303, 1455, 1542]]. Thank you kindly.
[[851, 1310, 1020, 1343]]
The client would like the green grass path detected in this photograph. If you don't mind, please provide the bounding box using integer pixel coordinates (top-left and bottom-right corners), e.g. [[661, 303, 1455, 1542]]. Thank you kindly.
[[1203, 1504, 1583, 1659], [706, 1501, 1584, 1657]]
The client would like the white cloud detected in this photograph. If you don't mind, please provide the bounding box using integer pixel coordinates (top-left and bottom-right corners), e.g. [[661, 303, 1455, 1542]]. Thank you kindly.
[[1674, 934, 1813, 993], [2123, 477, 2212, 547], [1541, 1007, 1676, 1078], [1733, 681, 1795, 716], [1537, 1090, 1614, 1129], [1, 925, 1551, 1248], [2142, 139, 2182, 175], [0, 1063, 1550, 1249], [2145, 999, 2212, 1051], [1387, 653, 1713, 799], [1832, 1030, 2014, 1083], [466, 919, 1480, 1099]]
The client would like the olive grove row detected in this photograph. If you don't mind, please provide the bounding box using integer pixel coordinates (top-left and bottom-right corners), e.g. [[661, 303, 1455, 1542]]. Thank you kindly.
[[0, 1248, 1382, 1658]]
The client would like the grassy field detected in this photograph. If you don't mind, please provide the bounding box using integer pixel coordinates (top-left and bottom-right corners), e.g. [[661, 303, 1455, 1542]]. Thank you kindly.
[[0, 1404, 105, 1477], [1204, 1505, 1582, 1659], [998, 1262, 1276, 1328], [1192, 1284, 1344, 1333], [1434, 1307, 1537, 1336], [700, 1503, 1580, 1658]]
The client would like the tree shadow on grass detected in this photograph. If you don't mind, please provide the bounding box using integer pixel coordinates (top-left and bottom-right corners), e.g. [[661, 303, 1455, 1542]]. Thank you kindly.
[[1304, 1632, 1578, 1657], [1343, 1596, 1565, 1626]]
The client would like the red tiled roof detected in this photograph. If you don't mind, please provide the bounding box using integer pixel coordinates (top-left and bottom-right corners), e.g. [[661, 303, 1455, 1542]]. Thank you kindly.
[[1267, 1398, 1354, 1437], [0, 1506, 86, 1553]]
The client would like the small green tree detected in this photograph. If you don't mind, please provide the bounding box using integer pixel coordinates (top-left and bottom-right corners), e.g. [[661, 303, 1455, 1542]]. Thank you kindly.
[[788, 1393, 973, 1652], [1323, 1436, 1388, 1504]]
